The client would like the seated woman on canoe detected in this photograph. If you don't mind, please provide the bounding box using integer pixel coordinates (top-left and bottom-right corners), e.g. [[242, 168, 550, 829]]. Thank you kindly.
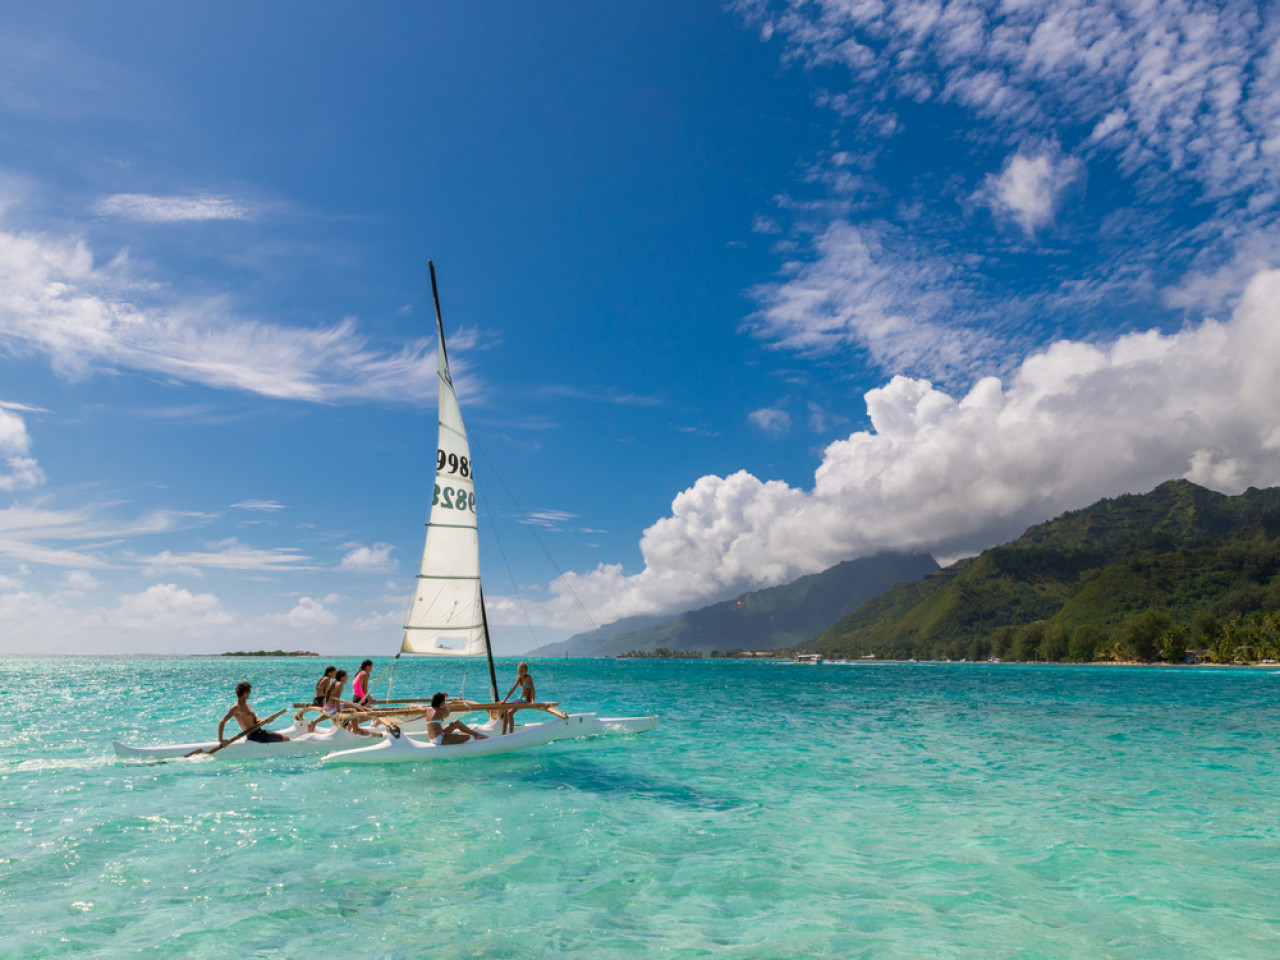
[[219, 681, 291, 744], [308, 668, 349, 733], [321, 669, 382, 737], [425, 691, 487, 745], [313, 666, 336, 706], [351, 659, 375, 707]]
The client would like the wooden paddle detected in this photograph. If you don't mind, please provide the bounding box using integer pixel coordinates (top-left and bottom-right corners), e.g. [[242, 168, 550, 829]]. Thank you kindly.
[[185, 708, 287, 758]]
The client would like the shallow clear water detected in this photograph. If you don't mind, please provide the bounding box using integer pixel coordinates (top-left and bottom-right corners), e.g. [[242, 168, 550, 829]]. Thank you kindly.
[[3, 657, 1279, 959]]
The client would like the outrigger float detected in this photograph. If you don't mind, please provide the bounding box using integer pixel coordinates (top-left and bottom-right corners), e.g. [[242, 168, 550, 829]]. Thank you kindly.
[[113, 263, 657, 764]]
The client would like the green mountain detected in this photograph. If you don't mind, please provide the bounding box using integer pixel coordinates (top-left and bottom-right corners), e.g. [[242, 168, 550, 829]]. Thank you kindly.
[[815, 480, 1280, 661], [548, 552, 939, 657]]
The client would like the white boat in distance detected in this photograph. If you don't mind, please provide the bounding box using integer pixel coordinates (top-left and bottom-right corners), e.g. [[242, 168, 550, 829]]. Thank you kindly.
[[114, 263, 657, 763]]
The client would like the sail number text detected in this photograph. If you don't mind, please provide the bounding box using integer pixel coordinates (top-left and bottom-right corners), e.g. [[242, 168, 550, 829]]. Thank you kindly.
[[433, 484, 476, 513], [437, 450, 471, 478]]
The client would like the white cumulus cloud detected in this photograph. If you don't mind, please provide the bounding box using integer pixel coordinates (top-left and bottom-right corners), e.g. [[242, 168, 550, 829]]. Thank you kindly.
[[748, 407, 792, 435], [498, 268, 1280, 628], [339, 542, 395, 573], [114, 583, 234, 630], [980, 151, 1082, 238], [279, 593, 339, 628], [0, 406, 45, 492]]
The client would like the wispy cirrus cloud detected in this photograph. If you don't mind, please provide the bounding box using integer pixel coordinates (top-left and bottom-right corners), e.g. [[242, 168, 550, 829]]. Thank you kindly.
[[138, 537, 316, 576], [0, 497, 205, 568], [540, 384, 662, 407], [0, 217, 482, 405], [735, 0, 1280, 380], [231, 499, 286, 512], [516, 509, 579, 531], [93, 193, 254, 223], [741, 0, 1277, 201], [745, 219, 1001, 381]]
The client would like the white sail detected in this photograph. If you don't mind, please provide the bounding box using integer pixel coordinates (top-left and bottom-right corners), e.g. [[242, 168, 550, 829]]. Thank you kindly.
[[400, 297, 487, 657]]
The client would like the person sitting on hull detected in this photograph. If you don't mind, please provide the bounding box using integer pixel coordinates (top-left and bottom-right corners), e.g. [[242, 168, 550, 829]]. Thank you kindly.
[[218, 681, 291, 745], [306, 665, 337, 732], [351, 659, 375, 707], [424, 691, 488, 745], [308, 669, 349, 733]]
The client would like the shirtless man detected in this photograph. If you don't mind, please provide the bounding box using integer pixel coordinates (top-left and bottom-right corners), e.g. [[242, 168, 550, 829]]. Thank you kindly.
[[218, 681, 290, 744], [424, 691, 487, 745]]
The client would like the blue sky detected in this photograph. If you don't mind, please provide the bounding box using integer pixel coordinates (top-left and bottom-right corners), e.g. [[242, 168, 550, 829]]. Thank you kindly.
[[2, 0, 1279, 655]]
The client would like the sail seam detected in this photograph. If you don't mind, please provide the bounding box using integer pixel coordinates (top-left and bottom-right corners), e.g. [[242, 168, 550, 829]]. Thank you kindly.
[[417, 574, 480, 580], [425, 522, 475, 529], [403, 623, 485, 630]]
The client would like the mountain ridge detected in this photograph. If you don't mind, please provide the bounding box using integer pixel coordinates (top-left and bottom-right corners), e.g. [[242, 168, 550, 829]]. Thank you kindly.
[[538, 551, 939, 657]]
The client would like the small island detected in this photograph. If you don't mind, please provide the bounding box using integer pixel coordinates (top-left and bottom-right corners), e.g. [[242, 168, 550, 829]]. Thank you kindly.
[[221, 649, 319, 657]]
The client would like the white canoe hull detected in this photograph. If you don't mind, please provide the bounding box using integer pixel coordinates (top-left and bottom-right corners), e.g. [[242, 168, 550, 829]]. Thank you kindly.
[[112, 723, 392, 760], [113, 714, 658, 762], [322, 713, 659, 764]]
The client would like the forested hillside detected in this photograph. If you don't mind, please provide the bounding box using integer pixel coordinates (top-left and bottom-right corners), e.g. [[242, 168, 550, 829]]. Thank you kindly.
[[815, 480, 1280, 663]]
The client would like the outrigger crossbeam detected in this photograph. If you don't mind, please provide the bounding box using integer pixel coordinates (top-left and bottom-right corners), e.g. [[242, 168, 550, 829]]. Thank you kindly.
[[291, 699, 567, 725]]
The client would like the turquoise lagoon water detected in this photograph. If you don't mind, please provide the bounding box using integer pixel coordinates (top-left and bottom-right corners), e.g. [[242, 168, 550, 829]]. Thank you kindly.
[[3, 657, 1280, 959]]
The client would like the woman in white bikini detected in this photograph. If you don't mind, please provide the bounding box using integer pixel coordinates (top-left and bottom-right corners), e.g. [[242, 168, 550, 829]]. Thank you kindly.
[[424, 692, 487, 746], [308, 669, 347, 732]]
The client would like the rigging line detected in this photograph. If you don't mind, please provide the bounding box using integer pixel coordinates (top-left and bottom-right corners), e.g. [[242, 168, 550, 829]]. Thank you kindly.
[[540, 658, 567, 715], [371, 652, 401, 696], [467, 438, 577, 710], [382, 655, 399, 703], [475, 471, 543, 658], [476, 464, 567, 707], [470, 435, 609, 650]]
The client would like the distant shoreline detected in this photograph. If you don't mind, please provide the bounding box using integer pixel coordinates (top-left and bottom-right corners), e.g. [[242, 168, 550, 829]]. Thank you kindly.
[[603, 654, 1278, 668], [1, 653, 1275, 670]]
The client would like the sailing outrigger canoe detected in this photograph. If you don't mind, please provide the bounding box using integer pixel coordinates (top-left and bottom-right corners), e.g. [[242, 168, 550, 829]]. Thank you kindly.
[[112, 705, 657, 762], [113, 263, 657, 764]]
